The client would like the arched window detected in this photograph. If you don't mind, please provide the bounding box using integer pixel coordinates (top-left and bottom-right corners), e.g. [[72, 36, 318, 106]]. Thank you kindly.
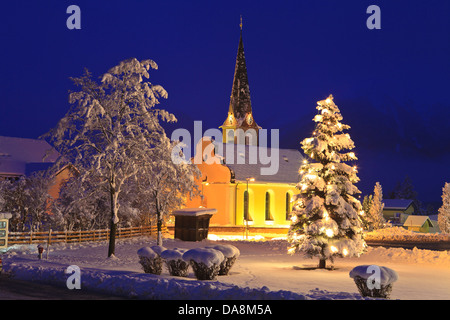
[[265, 192, 272, 221], [227, 129, 234, 143], [243, 190, 250, 221], [245, 135, 250, 145], [286, 192, 292, 220]]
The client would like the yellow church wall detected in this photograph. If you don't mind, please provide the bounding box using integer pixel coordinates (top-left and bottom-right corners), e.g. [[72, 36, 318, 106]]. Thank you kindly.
[[184, 180, 299, 228], [234, 182, 297, 228], [182, 139, 300, 228]]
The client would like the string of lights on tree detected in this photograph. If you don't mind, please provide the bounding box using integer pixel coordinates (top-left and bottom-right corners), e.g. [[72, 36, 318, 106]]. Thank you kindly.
[[287, 95, 366, 269]]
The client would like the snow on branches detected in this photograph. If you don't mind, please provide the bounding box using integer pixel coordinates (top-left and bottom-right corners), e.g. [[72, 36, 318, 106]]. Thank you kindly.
[[44, 58, 198, 256], [288, 95, 366, 268], [438, 182, 450, 234]]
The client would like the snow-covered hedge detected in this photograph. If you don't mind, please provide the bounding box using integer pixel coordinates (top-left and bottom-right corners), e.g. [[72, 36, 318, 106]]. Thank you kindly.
[[349, 265, 398, 299], [137, 247, 163, 275], [364, 227, 448, 242], [183, 248, 225, 280], [137, 244, 241, 280], [206, 244, 240, 275], [160, 248, 189, 277]]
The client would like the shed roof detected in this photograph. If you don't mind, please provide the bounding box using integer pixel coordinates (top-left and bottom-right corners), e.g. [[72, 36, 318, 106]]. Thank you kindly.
[[403, 215, 434, 227]]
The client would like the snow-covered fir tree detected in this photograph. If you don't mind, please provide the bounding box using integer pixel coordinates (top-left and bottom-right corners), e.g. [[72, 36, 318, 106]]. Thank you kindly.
[[438, 182, 450, 234], [360, 194, 372, 231], [366, 182, 385, 231], [45, 58, 188, 257], [287, 95, 366, 269]]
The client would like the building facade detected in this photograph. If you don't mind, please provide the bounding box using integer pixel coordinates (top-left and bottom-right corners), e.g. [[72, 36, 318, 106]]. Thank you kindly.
[[185, 24, 303, 229]]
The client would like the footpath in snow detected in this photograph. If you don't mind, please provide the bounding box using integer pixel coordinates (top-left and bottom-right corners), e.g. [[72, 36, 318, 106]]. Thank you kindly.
[[1, 232, 449, 300]]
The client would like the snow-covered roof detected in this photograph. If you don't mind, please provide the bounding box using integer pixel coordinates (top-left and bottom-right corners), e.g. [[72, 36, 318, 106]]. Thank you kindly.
[[0, 136, 59, 176], [172, 208, 217, 216], [216, 143, 303, 184], [403, 215, 434, 228], [0, 212, 12, 220], [383, 199, 414, 210]]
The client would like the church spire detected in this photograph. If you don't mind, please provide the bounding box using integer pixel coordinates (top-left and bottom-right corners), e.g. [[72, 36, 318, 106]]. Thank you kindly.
[[228, 17, 252, 122], [221, 17, 260, 146]]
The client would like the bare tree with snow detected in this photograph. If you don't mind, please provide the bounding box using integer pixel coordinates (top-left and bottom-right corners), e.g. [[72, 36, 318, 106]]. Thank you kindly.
[[45, 58, 180, 257], [131, 137, 199, 246], [0, 171, 53, 232]]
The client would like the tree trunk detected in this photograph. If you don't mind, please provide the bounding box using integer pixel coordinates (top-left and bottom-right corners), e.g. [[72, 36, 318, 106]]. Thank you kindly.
[[108, 220, 117, 257], [108, 184, 118, 257], [156, 210, 162, 246], [155, 195, 163, 246], [318, 258, 326, 269]]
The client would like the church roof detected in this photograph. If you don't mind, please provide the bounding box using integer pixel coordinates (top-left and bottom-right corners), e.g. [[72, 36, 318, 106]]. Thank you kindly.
[[216, 143, 303, 184]]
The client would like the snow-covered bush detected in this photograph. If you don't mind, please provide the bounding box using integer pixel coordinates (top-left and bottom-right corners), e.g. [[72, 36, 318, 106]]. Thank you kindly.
[[349, 265, 398, 299], [160, 248, 189, 277], [151, 245, 166, 255], [183, 248, 224, 280], [206, 244, 240, 275], [137, 247, 163, 275]]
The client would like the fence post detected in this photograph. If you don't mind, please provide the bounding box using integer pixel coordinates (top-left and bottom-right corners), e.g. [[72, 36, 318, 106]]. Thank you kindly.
[[46, 229, 52, 260], [29, 231, 32, 244]]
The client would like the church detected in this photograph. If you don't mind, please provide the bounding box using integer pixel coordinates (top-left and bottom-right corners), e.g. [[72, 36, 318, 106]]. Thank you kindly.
[[184, 22, 304, 231]]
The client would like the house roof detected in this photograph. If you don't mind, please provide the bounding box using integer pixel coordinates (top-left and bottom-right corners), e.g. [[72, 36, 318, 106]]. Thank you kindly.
[[383, 199, 415, 211], [0, 136, 59, 176], [216, 143, 303, 184], [403, 215, 434, 228]]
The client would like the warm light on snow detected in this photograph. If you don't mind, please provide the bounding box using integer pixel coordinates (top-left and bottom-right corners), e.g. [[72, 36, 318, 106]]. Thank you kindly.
[[325, 229, 334, 237]]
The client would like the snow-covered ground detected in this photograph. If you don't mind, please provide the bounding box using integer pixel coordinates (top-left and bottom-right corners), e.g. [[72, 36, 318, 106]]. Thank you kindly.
[[365, 227, 449, 242], [1, 232, 449, 300]]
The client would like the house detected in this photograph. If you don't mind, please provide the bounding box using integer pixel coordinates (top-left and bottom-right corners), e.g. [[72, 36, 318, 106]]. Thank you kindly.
[[424, 214, 441, 233], [403, 215, 434, 233], [0, 135, 74, 204], [0, 136, 59, 181], [382, 199, 418, 225], [183, 24, 302, 229]]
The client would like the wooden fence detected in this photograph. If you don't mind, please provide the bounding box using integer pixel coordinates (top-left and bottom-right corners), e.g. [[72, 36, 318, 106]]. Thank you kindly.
[[7, 225, 169, 245]]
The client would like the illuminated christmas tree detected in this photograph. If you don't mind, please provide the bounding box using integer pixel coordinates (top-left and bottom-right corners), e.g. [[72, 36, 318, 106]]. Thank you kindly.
[[287, 95, 366, 269]]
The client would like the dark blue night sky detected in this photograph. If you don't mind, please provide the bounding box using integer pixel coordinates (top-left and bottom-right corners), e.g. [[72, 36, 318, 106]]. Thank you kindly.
[[1, 0, 449, 207]]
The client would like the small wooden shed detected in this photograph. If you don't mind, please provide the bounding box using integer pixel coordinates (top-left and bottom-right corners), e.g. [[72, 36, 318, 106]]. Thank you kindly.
[[403, 215, 434, 233]]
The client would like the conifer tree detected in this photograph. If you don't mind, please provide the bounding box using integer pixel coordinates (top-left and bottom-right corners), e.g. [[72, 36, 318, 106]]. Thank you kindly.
[[360, 194, 372, 231], [287, 95, 366, 269], [438, 182, 450, 234], [366, 182, 385, 230]]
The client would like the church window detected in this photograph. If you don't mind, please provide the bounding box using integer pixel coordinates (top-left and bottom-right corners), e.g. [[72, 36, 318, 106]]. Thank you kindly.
[[286, 192, 292, 220], [265, 192, 273, 221]]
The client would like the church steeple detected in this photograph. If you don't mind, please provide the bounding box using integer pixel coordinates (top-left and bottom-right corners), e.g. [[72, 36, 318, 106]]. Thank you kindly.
[[221, 17, 260, 146]]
